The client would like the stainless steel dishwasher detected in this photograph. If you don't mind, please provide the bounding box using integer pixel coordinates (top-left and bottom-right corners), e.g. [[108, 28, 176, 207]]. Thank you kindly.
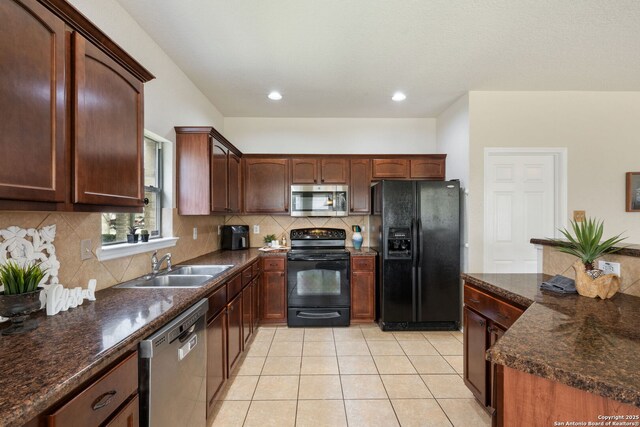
[[139, 299, 208, 427]]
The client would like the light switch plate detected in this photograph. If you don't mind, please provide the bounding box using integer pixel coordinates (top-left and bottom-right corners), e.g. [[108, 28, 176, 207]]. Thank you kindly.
[[80, 239, 92, 260], [253, 225, 260, 234], [573, 210, 586, 222], [193, 227, 197, 240]]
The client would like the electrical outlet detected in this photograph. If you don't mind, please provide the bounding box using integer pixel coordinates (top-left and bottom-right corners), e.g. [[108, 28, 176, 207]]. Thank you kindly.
[[193, 227, 198, 240], [80, 239, 92, 260], [218, 225, 222, 235], [573, 210, 586, 222], [253, 225, 260, 234], [598, 261, 621, 276]]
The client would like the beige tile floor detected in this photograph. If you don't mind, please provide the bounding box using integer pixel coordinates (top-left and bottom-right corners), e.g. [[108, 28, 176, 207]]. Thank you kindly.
[[210, 324, 490, 427]]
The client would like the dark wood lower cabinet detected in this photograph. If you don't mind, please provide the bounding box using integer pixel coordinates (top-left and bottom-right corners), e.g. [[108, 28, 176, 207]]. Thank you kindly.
[[251, 278, 259, 331], [463, 306, 488, 405], [242, 286, 252, 345], [463, 282, 525, 427], [206, 308, 227, 420], [104, 394, 139, 427], [227, 294, 243, 375], [261, 270, 287, 323], [350, 256, 375, 323]]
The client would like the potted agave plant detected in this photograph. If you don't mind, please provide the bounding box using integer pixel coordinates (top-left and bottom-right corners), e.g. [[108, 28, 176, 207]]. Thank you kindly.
[[0, 261, 45, 335], [550, 218, 626, 299], [127, 226, 139, 244]]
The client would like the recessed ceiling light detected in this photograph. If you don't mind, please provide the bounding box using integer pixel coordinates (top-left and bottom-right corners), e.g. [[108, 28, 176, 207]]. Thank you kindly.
[[392, 92, 406, 102], [268, 91, 282, 100]]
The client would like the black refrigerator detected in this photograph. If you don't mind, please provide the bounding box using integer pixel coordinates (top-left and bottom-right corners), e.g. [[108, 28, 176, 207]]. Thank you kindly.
[[370, 180, 461, 331]]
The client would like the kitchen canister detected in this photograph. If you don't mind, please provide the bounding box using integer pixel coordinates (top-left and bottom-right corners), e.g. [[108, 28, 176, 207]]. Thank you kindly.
[[352, 225, 363, 250]]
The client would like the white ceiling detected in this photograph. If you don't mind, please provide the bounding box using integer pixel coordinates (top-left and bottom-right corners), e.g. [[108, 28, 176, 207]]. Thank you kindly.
[[117, 0, 640, 118]]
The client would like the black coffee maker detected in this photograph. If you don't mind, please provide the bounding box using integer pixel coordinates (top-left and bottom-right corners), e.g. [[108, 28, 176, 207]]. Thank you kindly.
[[221, 225, 250, 250]]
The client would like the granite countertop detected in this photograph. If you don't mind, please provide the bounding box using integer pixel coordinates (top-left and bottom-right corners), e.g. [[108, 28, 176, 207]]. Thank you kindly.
[[531, 238, 640, 258], [462, 273, 640, 408], [346, 247, 377, 256], [0, 248, 265, 427]]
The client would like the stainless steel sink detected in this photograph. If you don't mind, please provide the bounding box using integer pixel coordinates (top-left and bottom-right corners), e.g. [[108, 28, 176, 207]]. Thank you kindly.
[[116, 274, 213, 289], [169, 265, 234, 276], [115, 264, 234, 289]]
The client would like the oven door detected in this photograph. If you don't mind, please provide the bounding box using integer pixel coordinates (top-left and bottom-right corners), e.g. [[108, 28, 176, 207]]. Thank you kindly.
[[287, 256, 350, 308]]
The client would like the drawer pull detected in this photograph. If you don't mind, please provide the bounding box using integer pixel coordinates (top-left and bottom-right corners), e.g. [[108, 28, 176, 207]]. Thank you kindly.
[[270, 263, 278, 267], [468, 298, 480, 304], [92, 390, 117, 411]]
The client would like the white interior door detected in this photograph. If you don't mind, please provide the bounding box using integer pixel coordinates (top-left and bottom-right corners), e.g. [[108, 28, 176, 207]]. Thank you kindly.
[[484, 152, 558, 273]]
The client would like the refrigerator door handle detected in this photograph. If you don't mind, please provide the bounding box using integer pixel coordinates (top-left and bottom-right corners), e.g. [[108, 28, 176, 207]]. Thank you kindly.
[[417, 218, 423, 265], [411, 218, 418, 267]]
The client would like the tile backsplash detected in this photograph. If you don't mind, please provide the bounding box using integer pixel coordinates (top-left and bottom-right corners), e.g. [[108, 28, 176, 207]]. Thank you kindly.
[[224, 215, 370, 248], [0, 210, 223, 291], [542, 247, 640, 297]]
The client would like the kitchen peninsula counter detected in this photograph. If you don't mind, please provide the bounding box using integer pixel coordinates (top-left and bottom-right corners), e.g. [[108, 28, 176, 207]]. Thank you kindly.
[[462, 273, 640, 410]]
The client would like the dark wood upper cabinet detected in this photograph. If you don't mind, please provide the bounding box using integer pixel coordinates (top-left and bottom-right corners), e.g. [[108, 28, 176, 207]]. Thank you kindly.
[[244, 158, 289, 214], [73, 32, 144, 208], [0, 0, 66, 204], [291, 158, 318, 184], [371, 159, 409, 179], [228, 152, 241, 213], [175, 132, 210, 215], [320, 158, 348, 184], [210, 140, 229, 213], [410, 157, 446, 179], [175, 127, 242, 215], [290, 158, 348, 184], [350, 159, 371, 214], [1, 0, 153, 211]]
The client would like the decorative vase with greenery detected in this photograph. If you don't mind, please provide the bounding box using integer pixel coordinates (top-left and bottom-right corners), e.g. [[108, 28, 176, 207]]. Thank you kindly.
[[127, 226, 139, 244], [263, 234, 277, 247], [140, 229, 150, 243], [550, 218, 626, 299], [0, 261, 45, 335]]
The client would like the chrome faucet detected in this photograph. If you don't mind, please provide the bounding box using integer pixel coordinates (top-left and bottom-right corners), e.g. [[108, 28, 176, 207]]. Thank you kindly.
[[151, 251, 172, 274]]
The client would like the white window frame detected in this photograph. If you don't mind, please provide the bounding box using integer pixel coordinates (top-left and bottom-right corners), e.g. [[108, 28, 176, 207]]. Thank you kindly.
[[96, 130, 178, 261]]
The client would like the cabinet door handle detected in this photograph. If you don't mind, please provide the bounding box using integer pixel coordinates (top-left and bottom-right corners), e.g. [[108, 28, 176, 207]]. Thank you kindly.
[[479, 319, 485, 327], [92, 390, 117, 410], [487, 325, 494, 333], [468, 298, 480, 304], [280, 272, 285, 277]]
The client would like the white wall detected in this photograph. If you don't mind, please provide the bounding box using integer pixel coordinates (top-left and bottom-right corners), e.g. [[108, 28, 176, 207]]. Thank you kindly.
[[68, 0, 224, 141], [468, 91, 640, 271], [224, 118, 437, 153], [436, 94, 470, 272], [437, 95, 470, 186]]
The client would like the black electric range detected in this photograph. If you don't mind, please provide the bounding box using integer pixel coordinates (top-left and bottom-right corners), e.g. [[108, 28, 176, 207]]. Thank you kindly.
[[287, 228, 350, 327]]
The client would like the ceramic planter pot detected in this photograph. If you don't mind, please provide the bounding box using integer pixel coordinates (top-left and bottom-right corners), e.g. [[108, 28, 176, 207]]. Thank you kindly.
[[127, 234, 139, 244], [0, 288, 43, 335], [572, 260, 620, 299], [140, 234, 150, 242]]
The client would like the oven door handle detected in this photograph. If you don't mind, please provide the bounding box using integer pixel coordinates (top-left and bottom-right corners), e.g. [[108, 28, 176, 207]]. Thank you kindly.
[[288, 256, 348, 261], [296, 311, 341, 319]]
